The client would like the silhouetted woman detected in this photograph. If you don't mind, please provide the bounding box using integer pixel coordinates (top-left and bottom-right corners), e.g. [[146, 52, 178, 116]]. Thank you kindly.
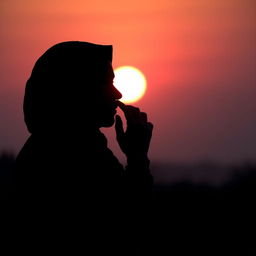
[[15, 41, 154, 255]]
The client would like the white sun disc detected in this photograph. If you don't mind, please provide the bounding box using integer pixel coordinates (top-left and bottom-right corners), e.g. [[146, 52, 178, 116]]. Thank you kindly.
[[114, 66, 147, 103]]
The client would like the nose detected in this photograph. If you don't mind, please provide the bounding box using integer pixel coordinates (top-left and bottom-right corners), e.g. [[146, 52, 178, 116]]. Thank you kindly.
[[113, 86, 122, 100]]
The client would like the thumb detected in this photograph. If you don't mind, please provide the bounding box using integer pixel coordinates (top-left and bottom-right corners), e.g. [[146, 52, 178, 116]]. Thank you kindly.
[[115, 115, 124, 138]]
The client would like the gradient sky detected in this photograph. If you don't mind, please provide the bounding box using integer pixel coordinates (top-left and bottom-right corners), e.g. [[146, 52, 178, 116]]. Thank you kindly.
[[1, 0, 256, 164]]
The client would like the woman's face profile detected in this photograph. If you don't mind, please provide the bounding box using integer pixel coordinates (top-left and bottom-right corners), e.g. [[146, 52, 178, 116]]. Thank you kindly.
[[24, 42, 121, 133], [92, 62, 122, 128]]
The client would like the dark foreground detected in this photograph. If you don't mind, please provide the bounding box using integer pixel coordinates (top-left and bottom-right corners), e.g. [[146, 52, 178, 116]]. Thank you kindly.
[[1, 153, 255, 255]]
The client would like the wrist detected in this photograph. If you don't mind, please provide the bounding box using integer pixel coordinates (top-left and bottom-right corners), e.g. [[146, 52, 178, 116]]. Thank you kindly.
[[127, 153, 150, 168]]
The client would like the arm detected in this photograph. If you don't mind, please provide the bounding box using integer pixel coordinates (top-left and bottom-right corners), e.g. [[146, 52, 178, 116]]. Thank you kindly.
[[115, 101, 154, 202]]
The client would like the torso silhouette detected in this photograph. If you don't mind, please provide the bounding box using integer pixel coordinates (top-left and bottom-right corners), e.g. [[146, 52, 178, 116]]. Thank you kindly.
[[15, 129, 153, 255], [16, 130, 124, 203]]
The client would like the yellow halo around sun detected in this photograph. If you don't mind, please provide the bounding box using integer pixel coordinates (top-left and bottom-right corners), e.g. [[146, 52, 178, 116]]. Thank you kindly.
[[114, 66, 147, 104]]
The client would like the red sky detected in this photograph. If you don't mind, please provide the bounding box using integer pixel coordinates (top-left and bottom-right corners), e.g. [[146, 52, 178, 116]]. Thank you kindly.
[[1, 0, 256, 164]]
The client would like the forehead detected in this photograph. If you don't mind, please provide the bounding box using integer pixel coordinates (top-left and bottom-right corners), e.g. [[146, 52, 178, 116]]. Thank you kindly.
[[90, 61, 114, 87], [84, 61, 114, 84]]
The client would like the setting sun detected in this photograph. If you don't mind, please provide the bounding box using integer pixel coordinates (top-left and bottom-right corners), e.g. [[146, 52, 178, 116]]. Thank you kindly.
[[114, 66, 147, 103]]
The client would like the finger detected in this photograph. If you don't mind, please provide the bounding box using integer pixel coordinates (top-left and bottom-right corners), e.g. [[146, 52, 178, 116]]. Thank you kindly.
[[116, 101, 134, 121], [125, 106, 140, 114], [122, 106, 141, 124], [116, 100, 126, 111], [117, 101, 139, 118], [140, 112, 148, 123], [115, 115, 124, 138], [117, 101, 147, 126]]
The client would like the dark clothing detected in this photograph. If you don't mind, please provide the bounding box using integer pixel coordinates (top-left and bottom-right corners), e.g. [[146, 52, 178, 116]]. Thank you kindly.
[[15, 129, 153, 202], [14, 130, 153, 255]]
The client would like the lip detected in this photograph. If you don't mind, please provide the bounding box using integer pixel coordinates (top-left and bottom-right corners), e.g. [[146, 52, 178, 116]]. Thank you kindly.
[[105, 101, 118, 113]]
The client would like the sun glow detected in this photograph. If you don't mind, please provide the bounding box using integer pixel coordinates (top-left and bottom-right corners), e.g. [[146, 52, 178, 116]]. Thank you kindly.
[[114, 66, 147, 103]]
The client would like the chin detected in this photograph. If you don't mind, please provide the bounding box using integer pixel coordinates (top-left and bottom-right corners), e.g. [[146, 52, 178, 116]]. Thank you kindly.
[[99, 115, 115, 128]]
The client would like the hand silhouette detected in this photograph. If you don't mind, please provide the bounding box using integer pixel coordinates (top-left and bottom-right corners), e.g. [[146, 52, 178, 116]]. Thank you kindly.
[[115, 101, 153, 160]]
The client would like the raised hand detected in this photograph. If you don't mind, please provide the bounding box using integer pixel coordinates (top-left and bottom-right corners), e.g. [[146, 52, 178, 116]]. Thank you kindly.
[[115, 101, 153, 160]]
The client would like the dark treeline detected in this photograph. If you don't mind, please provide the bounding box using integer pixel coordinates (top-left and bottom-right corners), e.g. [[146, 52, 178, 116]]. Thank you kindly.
[[1, 152, 255, 255], [152, 164, 256, 255]]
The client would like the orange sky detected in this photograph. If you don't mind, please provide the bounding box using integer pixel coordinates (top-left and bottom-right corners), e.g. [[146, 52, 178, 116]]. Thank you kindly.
[[1, 0, 256, 164]]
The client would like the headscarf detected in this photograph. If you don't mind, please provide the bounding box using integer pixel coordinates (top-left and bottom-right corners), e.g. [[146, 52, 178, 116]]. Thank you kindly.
[[23, 41, 113, 133]]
